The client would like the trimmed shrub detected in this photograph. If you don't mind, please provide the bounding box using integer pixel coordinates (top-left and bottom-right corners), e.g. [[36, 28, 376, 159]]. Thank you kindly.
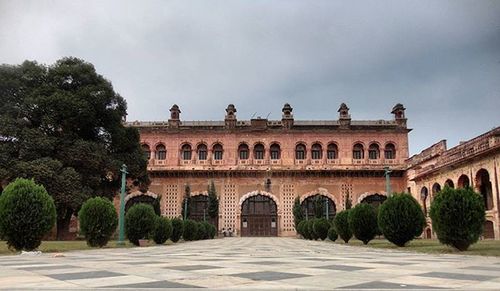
[[378, 193, 425, 247], [334, 210, 352, 243], [182, 219, 198, 241], [153, 216, 173, 245], [0, 178, 56, 251], [79, 197, 118, 247], [297, 220, 307, 238], [430, 187, 485, 251], [308, 219, 318, 240], [328, 226, 338, 241], [207, 223, 217, 239], [313, 218, 330, 240], [196, 221, 210, 240], [125, 203, 157, 246], [348, 203, 378, 245], [302, 220, 312, 239], [171, 218, 184, 243]]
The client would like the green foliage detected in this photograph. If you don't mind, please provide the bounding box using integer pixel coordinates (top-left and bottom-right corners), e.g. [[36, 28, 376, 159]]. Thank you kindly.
[[334, 210, 352, 243], [378, 193, 425, 247], [302, 220, 312, 239], [292, 196, 304, 231], [171, 218, 184, 243], [197, 221, 211, 240], [328, 226, 338, 241], [153, 216, 172, 245], [207, 181, 219, 219], [125, 204, 157, 246], [313, 218, 331, 240], [0, 58, 149, 239], [78, 197, 117, 247], [430, 187, 485, 251], [348, 203, 378, 245], [308, 219, 318, 240], [181, 185, 191, 219], [313, 196, 324, 218], [297, 220, 307, 238], [207, 223, 217, 239], [0, 178, 56, 251], [182, 219, 198, 241]]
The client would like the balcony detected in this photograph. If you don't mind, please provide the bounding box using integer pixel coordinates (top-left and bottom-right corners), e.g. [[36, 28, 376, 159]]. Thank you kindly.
[[153, 160, 166, 166], [352, 159, 365, 165], [181, 160, 193, 166], [295, 159, 309, 166], [326, 159, 340, 165], [311, 159, 323, 165], [197, 160, 208, 166], [254, 159, 268, 165], [368, 159, 381, 165], [270, 159, 281, 166], [212, 160, 223, 165], [238, 159, 250, 165]]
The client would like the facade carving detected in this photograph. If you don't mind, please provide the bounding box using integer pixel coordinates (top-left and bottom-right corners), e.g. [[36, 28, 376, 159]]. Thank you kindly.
[[126, 103, 499, 239]]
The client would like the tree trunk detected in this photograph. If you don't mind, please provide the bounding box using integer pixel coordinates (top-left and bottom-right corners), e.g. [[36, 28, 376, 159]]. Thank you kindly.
[[56, 209, 73, 240]]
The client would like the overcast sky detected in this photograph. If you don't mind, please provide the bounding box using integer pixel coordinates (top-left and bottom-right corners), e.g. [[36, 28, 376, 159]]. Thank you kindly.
[[1, 0, 499, 155]]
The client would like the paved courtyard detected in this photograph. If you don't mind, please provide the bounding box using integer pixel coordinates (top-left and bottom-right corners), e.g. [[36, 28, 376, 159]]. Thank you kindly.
[[1, 237, 500, 290]]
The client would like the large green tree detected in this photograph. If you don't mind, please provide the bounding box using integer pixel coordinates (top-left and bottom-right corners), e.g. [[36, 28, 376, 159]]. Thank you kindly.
[[0, 57, 149, 239], [207, 180, 219, 219]]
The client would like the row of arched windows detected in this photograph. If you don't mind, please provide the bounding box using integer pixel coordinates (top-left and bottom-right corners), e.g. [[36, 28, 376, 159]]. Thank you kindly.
[[142, 142, 397, 161]]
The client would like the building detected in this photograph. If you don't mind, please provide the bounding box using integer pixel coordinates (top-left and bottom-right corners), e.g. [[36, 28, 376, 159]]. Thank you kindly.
[[127, 103, 410, 237], [406, 127, 500, 239]]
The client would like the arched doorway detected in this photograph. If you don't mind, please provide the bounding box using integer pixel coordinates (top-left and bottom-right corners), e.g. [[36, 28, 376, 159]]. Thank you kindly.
[[457, 174, 470, 188], [476, 169, 493, 210], [361, 194, 387, 208], [301, 194, 336, 220], [189, 194, 209, 221], [125, 194, 161, 215], [241, 194, 278, 237], [483, 220, 495, 239], [444, 179, 454, 189]]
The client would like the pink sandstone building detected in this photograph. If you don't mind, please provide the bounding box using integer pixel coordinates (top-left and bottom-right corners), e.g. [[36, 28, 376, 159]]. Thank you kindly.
[[125, 103, 499, 239]]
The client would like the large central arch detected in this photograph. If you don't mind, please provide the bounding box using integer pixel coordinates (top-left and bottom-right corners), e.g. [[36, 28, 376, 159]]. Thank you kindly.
[[239, 191, 279, 237]]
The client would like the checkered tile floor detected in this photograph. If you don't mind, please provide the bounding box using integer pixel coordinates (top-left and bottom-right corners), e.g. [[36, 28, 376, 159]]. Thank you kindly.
[[1, 237, 500, 289]]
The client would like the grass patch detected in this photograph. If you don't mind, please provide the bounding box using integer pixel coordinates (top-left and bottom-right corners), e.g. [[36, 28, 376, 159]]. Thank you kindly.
[[0, 240, 174, 256], [335, 238, 500, 257]]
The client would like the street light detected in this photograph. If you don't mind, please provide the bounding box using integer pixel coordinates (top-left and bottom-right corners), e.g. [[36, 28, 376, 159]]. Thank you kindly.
[[117, 164, 128, 245]]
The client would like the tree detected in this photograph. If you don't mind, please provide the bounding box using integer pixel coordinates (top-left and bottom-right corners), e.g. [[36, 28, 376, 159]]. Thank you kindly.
[[348, 203, 378, 245], [207, 181, 219, 219], [378, 193, 425, 247], [430, 187, 485, 251], [78, 197, 118, 247], [0, 178, 56, 251], [181, 184, 191, 220], [313, 195, 324, 218], [333, 210, 352, 243], [292, 196, 304, 231], [345, 190, 352, 210], [0, 58, 149, 239], [125, 203, 157, 246]]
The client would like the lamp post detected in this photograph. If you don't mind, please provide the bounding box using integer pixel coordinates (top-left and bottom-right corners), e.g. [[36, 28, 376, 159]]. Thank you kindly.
[[384, 166, 392, 197], [117, 164, 128, 245]]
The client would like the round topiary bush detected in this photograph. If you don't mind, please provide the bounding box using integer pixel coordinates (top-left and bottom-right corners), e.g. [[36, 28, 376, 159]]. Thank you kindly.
[[78, 197, 118, 247], [152, 216, 173, 245], [125, 203, 157, 246], [182, 219, 198, 241], [308, 219, 318, 240], [207, 223, 217, 239], [348, 203, 378, 245], [333, 210, 352, 243], [171, 218, 184, 243], [302, 220, 312, 239], [0, 178, 56, 251], [297, 220, 307, 238], [196, 221, 210, 240], [313, 218, 331, 240], [328, 226, 338, 241], [378, 193, 425, 247], [430, 187, 485, 251]]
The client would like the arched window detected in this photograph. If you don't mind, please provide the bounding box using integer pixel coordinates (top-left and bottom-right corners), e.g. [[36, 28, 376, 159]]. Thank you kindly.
[[476, 169, 493, 210], [238, 143, 249, 160], [254, 143, 264, 160], [181, 144, 192, 160], [213, 144, 223, 160], [142, 144, 151, 160], [270, 143, 280, 160], [155, 144, 166, 160], [295, 144, 306, 160], [444, 179, 454, 189], [420, 186, 429, 214], [311, 143, 322, 160], [353, 143, 364, 159], [368, 143, 380, 160], [384, 143, 396, 159], [197, 144, 207, 160], [457, 174, 470, 188], [327, 143, 338, 159], [432, 183, 441, 195]]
